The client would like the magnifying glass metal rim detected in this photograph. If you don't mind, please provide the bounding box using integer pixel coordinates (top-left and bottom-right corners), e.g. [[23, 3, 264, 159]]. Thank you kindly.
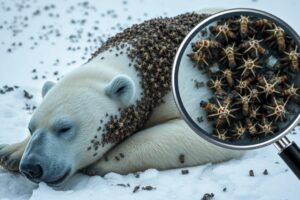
[[172, 8, 300, 150]]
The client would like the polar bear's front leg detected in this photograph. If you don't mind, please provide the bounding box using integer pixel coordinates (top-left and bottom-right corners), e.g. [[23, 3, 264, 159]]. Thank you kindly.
[[0, 136, 29, 172], [82, 119, 244, 176]]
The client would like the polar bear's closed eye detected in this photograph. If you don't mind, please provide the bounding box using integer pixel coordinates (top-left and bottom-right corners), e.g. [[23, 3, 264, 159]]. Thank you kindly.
[[53, 118, 74, 135], [105, 75, 136, 106]]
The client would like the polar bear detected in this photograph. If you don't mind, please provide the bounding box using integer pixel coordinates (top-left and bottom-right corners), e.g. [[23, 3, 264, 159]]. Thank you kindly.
[[0, 12, 243, 186]]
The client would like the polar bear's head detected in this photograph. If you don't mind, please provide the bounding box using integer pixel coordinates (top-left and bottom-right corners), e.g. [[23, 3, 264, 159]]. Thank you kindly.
[[19, 64, 139, 186]]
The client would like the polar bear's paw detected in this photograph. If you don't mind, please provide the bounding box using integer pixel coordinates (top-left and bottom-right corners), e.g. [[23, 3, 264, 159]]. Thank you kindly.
[[0, 143, 24, 172], [81, 164, 104, 176]]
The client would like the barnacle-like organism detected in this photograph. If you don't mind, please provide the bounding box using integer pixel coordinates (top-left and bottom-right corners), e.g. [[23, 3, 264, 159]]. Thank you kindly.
[[211, 22, 236, 42], [254, 19, 273, 30], [246, 118, 258, 135], [235, 77, 254, 93], [213, 129, 231, 141], [265, 97, 288, 121], [282, 83, 299, 98], [266, 23, 286, 51], [240, 37, 267, 56], [238, 57, 262, 77], [200, 101, 218, 113], [208, 98, 239, 127], [187, 50, 209, 69], [192, 39, 222, 52], [258, 117, 275, 135], [281, 46, 300, 71], [249, 106, 261, 119], [282, 83, 300, 105], [220, 43, 241, 68], [248, 87, 261, 102], [236, 93, 251, 115], [208, 76, 224, 94], [257, 76, 280, 98], [233, 15, 256, 38], [233, 122, 246, 139], [221, 68, 235, 87]]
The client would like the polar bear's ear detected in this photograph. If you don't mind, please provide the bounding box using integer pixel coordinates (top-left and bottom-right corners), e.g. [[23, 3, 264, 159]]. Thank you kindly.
[[105, 75, 136, 105], [42, 81, 55, 98]]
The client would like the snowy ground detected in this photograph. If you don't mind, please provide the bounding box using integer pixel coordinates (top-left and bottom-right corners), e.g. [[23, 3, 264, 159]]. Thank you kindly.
[[0, 0, 299, 199]]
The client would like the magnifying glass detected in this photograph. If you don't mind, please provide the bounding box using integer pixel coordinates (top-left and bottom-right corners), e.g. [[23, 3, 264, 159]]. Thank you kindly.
[[172, 8, 300, 179]]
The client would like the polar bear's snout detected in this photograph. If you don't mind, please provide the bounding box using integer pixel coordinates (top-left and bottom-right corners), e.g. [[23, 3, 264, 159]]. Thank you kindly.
[[20, 162, 43, 181], [17, 73, 139, 185], [19, 130, 45, 183], [20, 120, 74, 185]]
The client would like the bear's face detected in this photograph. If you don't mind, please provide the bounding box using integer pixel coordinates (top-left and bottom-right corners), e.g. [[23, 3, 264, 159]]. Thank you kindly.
[[19, 68, 137, 186]]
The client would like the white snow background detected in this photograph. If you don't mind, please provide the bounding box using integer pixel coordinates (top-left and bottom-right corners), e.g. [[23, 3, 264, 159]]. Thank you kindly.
[[0, 0, 299, 199]]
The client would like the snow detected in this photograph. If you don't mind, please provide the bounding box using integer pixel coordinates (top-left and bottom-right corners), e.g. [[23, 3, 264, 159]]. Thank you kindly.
[[0, 0, 299, 199]]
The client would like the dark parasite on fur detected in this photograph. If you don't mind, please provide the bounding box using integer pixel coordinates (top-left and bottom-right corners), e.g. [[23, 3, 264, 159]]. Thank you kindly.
[[85, 13, 210, 150], [173, 9, 300, 147]]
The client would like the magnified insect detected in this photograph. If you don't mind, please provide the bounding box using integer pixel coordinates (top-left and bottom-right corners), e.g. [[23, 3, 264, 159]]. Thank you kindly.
[[172, 9, 300, 179]]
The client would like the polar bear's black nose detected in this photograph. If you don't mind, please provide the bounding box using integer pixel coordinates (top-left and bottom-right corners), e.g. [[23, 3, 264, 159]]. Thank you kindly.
[[21, 163, 43, 180]]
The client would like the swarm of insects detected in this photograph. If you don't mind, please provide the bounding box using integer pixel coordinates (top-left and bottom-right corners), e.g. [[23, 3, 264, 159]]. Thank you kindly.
[[188, 15, 300, 142], [86, 13, 210, 148]]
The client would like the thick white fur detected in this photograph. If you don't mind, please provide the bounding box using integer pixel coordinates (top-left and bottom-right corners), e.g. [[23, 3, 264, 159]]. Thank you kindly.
[[27, 46, 144, 171], [0, 44, 243, 178], [0, 9, 244, 182], [84, 119, 242, 176]]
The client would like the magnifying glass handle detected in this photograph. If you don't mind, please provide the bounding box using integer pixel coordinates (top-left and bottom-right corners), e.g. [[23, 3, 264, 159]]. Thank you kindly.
[[274, 136, 300, 179]]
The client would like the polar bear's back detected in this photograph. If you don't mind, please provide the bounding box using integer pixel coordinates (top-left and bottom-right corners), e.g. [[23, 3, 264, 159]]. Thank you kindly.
[[90, 13, 210, 104], [91, 13, 211, 145]]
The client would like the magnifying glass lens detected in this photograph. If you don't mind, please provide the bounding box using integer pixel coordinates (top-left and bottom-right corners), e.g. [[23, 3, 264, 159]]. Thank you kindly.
[[173, 9, 300, 149]]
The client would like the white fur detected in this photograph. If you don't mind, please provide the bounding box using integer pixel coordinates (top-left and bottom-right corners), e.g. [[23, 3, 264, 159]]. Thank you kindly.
[[28, 46, 143, 171], [0, 9, 244, 185], [84, 119, 242, 176]]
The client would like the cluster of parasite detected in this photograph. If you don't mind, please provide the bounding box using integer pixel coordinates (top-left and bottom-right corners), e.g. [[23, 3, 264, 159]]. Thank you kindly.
[[188, 15, 300, 142], [87, 13, 210, 147]]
